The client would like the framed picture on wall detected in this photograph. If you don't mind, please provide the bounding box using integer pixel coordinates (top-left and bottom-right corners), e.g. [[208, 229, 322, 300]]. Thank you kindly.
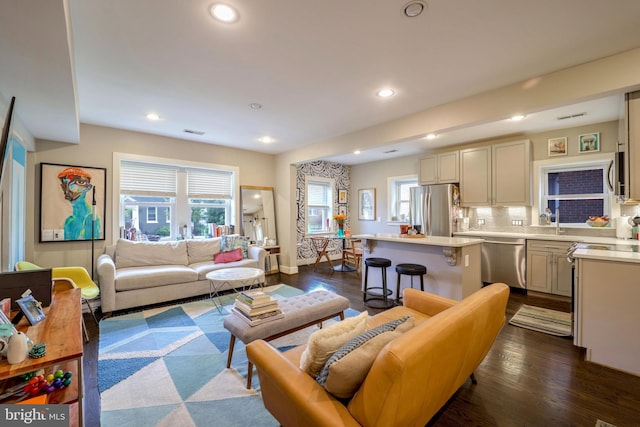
[[338, 205, 347, 216], [548, 137, 567, 156], [579, 133, 600, 153], [338, 189, 347, 204], [39, 162, 107, 242], [358, 188, 376, 221]]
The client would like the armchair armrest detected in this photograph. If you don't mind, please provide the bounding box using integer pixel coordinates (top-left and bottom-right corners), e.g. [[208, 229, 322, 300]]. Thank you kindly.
[[248, 245, 267, 271], [402, 287, 458, 317], [97, 253, 116, 314], [246, 340, 360, 427]]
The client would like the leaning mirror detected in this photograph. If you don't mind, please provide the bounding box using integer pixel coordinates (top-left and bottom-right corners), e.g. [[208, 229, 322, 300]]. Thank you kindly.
[[240, 186, 277, 245]]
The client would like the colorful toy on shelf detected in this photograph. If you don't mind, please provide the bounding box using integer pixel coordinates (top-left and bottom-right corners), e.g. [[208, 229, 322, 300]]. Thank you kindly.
[[19, 370, 73, 398]]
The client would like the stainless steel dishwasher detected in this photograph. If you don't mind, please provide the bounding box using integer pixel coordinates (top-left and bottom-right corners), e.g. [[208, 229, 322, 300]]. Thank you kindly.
[[480, 236, 526, 288]]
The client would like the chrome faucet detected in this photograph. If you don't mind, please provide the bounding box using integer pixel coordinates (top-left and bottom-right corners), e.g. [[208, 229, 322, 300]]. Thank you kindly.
[[555, 208, 564, 234]]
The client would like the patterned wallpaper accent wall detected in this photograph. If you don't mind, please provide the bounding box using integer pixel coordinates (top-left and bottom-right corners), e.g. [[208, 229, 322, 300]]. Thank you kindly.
[[296, 161, 350, 264]]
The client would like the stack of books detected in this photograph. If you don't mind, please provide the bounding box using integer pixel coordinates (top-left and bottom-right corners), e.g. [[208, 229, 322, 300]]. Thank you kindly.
[[232, 290, 283, 326]]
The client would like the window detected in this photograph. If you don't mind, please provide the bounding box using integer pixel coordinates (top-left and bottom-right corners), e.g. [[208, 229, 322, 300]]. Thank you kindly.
[[117, 156, 236, 240], [306, 176, 334, 234], [540, 160, 611, 225], [388, 175, 418, 223], [147, 206, 158, 223]]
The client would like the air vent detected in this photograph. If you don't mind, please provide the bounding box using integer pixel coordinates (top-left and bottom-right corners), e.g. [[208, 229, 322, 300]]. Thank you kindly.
[[184, 129, 205, 135], [384, 149, 398, 154], [557, 112, 586, 121]]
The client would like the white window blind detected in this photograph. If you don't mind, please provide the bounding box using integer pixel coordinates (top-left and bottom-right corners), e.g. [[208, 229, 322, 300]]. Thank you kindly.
[[187, 168, 233, 199], [120, 161, 178, 196], [308, 181, 330, 205]]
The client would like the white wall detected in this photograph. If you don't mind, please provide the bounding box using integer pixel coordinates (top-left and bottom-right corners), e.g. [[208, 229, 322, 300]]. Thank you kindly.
[[27, 124, 277, 274]]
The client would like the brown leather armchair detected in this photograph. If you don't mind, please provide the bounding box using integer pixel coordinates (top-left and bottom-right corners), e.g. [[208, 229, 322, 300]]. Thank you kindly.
[[247, 283, 510, 427]]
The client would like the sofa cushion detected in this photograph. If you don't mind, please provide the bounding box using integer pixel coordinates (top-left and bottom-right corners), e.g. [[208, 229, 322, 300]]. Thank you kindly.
[[221, 235, 249, 258], [299, 311, 368, 378], [115, 265, 198, 291], [316, 316, 415, 399], [115, 239, 188, 268], [214, 247, 243, 263], [187, 238, 222, 264]]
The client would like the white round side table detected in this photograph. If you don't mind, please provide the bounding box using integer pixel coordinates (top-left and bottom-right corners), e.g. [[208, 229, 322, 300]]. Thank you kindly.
[[206, 267, 265, 312]]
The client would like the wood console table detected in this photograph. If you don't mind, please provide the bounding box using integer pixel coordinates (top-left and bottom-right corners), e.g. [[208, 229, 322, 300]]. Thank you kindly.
[[0, 288, 83, 426]]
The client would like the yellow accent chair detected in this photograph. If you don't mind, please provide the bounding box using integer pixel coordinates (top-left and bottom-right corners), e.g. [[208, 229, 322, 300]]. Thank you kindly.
[[15, 261, 100, 340]]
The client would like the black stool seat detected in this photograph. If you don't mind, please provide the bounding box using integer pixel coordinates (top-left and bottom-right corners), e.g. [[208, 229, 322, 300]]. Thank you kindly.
[[363, 257, 394, 309], [395, 263, 427, 275], [365, 258, 392, 268], [395, 263, 427, 305]]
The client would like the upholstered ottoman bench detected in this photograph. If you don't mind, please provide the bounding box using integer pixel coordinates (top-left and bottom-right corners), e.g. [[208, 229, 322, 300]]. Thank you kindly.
[[223, 290, 350, 388]]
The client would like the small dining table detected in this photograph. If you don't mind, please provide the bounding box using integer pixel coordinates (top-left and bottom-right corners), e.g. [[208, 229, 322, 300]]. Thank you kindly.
[[310, 235, 357, 272]]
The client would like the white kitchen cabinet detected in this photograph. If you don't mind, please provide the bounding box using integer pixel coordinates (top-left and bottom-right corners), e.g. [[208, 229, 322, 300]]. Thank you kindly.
[[460, 140, 531, 207], [492, 140, 531, 205], [459, 146, 491, 206], [419, 151, 459, 185], [526, 240, 572, 296]]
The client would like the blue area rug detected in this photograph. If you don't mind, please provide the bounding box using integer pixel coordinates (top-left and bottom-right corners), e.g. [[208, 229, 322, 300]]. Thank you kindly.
[[98, 284, 359, 427]]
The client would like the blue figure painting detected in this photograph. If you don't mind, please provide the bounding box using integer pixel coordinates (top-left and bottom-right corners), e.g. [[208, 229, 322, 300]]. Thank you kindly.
[[57, 167, 101, 240]]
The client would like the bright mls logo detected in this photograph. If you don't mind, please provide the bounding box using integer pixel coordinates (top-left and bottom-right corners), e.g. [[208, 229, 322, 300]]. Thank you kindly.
[[1, 405, 68, 426]]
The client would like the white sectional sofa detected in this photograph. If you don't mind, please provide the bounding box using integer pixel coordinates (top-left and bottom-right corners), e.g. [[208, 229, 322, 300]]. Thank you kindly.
[[97, 236, 266, 315]]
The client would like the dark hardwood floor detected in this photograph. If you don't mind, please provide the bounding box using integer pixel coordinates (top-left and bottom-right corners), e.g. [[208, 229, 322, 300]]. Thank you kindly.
[[82, 263, 640, 426]]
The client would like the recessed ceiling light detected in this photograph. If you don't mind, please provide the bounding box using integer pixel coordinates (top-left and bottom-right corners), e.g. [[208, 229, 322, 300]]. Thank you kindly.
[[403, 1, 426, 18], [377, 88, 395, 98], [354, 150, 361, 155], [146, 113, 161, 121], [258, 136, 275, 143], [210, 3, 238, 23], [425, 133, 437, 140], [249, 103, 262, 110], [510, 114, 525, 121]]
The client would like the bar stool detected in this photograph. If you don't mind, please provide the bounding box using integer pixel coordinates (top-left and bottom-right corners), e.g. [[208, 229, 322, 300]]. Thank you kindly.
[[395, 263, 427, 305], [363, 257, 394, 308]]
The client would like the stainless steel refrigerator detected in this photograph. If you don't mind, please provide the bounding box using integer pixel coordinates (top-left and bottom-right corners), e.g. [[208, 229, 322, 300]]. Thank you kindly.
[[410, 184, 460, 237]]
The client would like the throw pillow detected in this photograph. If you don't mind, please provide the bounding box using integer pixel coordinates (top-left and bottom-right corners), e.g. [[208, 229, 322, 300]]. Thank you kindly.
[[316, 316, 415, 399], [221, 235, 249, 259], [213, 247, 243, 263], [300, 311, 368, 379]]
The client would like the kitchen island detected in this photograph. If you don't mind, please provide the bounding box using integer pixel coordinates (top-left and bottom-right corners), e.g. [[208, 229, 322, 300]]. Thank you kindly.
[[354, 233, 484, 301], [572, 243, 640, 377]]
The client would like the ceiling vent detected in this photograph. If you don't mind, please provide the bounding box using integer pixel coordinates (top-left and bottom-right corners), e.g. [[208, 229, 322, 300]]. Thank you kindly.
[[557, 112, 586, 121], [184, 129, 205, 135], [384, 149, 398, 154]]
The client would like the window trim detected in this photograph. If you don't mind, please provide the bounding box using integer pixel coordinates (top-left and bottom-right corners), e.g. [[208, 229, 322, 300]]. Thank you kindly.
[[112, 153, 239, 241], [146, 206, 158, 223], [532, 153, 618, 227], [387, 174, 418, 225]]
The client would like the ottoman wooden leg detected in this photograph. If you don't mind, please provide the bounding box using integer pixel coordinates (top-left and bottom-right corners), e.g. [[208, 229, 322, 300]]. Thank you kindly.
[[227, 335, 236, 368]]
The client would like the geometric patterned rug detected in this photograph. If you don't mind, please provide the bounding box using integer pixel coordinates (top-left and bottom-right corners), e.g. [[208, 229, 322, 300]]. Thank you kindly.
[[98, 284, 357, 427]]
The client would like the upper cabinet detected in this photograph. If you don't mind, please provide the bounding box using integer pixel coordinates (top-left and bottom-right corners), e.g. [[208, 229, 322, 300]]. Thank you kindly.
[[419, 151, 459, 185], [460, 140, 531, 207]]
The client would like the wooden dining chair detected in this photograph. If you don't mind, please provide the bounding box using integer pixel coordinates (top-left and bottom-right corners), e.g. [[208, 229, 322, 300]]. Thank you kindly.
[[342, 239, 363, 273], [310, 237, 334, 272]]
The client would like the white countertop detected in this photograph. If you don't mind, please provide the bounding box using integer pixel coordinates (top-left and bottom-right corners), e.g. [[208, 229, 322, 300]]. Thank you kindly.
[[454, 230, 625, 244], [353, 233, 484, 248], [454, 231, 640, 263]]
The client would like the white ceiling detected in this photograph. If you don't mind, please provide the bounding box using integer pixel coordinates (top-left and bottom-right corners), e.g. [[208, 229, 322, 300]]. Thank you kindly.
[[2, 1, 640, 164]]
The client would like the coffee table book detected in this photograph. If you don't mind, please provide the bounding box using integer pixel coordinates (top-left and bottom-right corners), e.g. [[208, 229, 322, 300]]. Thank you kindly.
[[231, 307, 284, 326]]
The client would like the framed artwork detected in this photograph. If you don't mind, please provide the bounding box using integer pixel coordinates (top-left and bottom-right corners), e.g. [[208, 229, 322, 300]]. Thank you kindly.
[[338, 189, 347, 204], [548, 137, 567, 156], [16, 295, 46, 325], [358, 188, 376, 221], [39, 162, 107, 242], [338, 205, 347, 216], [579, 133, 600, 153]]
